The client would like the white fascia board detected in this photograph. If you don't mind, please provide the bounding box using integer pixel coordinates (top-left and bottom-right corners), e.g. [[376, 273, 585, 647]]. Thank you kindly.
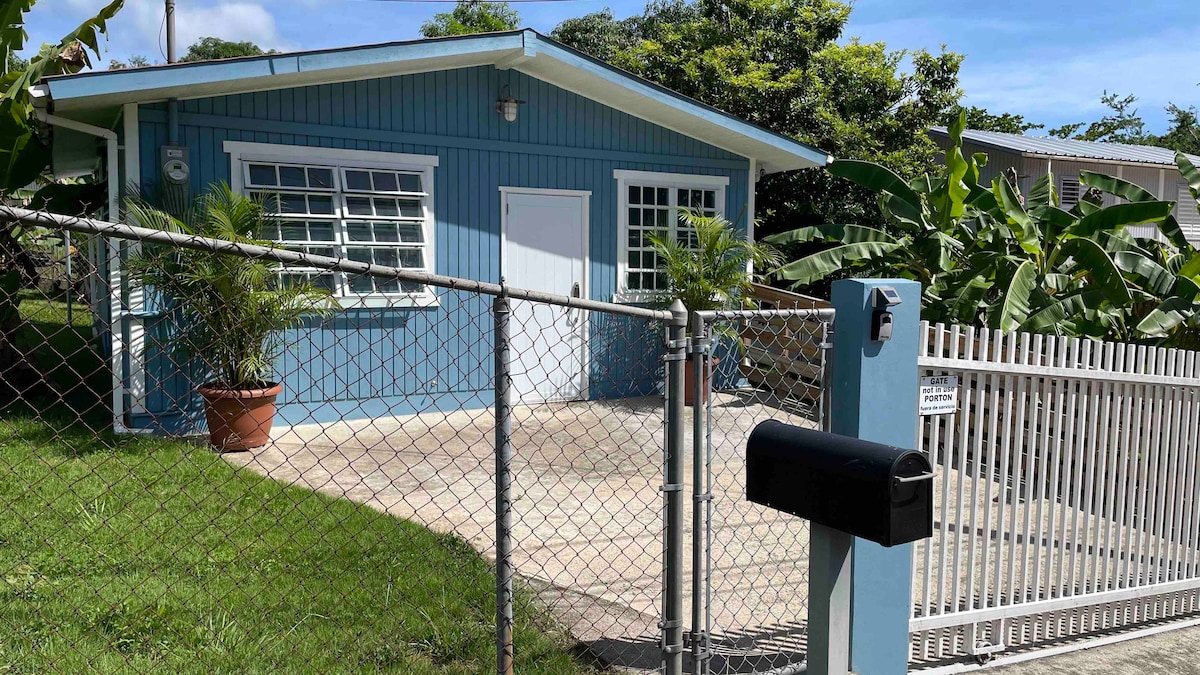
[[45, 29, 831, 173], [47, 34, 526, 112]]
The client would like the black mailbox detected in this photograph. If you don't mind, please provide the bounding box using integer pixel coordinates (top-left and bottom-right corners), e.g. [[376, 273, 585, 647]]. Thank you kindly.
[[746, 420, 934, 547]]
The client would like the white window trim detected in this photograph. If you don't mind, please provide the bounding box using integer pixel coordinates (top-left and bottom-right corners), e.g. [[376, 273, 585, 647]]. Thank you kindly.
[[224, 141, 439, 309], [614, 169, 729, 303]]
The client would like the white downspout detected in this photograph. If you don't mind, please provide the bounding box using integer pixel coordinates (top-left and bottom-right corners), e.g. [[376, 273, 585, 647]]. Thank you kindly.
[[34, 111, 118, 218], [33, 110, 130, 433]]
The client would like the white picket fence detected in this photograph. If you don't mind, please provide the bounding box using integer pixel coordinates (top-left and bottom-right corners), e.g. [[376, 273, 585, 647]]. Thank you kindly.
[[911, 322, 1200, 670]]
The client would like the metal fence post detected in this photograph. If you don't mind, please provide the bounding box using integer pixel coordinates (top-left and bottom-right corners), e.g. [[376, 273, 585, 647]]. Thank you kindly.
[[663, 299, 688, 675], [689, 313, 709, 675], [820, 318, 833, 433], [65, 230, 73, 325], [494, 288, 514, 675]]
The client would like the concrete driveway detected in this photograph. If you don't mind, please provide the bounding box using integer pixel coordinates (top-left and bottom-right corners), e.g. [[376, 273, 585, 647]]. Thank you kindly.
[[989, 623, 1200, 674], [224, 392, 817, 672]]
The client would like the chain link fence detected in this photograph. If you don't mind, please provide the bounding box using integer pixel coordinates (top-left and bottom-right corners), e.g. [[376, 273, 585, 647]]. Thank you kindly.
[[1, 206, 833, 675], [688, 304, 834, 675]]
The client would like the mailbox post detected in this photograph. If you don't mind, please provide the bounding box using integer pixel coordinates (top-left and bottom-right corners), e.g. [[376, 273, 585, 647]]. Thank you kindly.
[[832, 279, 922, 675], [745, 421, 933, 673], [746, 279, 924, 675]]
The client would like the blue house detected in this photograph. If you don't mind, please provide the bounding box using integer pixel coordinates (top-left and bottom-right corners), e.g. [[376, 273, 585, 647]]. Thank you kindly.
[[36, 30, 829, 431]]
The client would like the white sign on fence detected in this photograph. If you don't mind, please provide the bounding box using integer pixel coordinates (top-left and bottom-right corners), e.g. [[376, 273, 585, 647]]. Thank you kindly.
[[918, 375, 958, 416]]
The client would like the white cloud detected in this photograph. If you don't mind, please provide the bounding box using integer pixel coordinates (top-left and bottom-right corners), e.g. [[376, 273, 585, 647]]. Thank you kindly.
[[125, 0, 288, 56], [958, 28, 1200, 131]]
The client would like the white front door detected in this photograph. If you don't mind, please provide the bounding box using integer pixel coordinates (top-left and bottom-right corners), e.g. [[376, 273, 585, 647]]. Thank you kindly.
[[502, 190, 588, 403]]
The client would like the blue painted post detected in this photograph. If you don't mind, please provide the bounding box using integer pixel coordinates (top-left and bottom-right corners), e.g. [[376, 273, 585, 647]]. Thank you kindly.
[[830, 278, 921, 675]]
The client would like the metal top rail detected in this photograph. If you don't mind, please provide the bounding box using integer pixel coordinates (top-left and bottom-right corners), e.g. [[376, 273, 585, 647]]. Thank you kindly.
[[694, 307, 836, 323], [0, 206, 673, 322]]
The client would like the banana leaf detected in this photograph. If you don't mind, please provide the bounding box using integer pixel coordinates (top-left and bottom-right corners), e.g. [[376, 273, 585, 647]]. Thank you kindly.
[[775, 240, 904, 286], [1137, 296, 1196, 337], [1080, 171, 1157, 203], [997, 260, 1037, 332]]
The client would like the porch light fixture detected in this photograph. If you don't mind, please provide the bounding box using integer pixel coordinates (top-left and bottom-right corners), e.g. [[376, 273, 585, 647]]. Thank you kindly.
[[496, 85, 523, 123]]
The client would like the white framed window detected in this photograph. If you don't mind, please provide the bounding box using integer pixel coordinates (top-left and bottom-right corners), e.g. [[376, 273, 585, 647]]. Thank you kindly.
[[614, 169, 728, 302], [224, 141, 439, 308]]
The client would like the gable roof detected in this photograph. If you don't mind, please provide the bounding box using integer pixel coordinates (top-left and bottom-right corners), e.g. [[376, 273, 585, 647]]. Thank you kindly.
[[39, 30, 830, 174], [929, 127, 1200, 169]]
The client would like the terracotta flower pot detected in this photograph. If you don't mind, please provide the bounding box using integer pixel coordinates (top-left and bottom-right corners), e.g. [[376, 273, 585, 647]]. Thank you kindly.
[[197, 382, 283, 452], [683, 356, 720, 407]]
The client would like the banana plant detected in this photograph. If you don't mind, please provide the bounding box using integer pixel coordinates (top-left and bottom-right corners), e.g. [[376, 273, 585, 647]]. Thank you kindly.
[[1093, 153, 1200, 348], [977, 170, 1178, 335], [768, 107, 1179, 342], [766, 110, 989, 310]]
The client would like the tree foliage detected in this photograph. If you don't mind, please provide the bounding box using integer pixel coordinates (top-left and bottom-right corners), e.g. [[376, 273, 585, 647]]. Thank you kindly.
[[550, 0, 963, 238], [769, 110, 1200, 346], [1048, 91, 1200, 156], [1155, 104, 1200, 156], [181, 37, 273, 62], [420, 0, 520, 38], [1049, 91, 1147, 143], [109, 54, 149, 69], [960, 106, 1043, 134]]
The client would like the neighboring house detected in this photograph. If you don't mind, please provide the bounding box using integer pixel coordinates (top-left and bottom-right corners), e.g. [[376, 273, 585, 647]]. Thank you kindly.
[[34, 29, 829, 431], [930, 127, 1200, 243]]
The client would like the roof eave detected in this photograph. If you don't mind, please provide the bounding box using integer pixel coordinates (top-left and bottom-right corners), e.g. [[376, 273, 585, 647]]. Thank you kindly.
[[44, 30, 829, 174], [46, 32, 528, 113]]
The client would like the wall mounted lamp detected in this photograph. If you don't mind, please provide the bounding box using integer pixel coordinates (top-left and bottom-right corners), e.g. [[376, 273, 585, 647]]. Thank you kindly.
[[496, 85, 524, 123]]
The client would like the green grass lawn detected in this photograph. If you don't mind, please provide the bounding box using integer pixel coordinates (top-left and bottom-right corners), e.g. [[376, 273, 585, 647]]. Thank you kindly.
[[1, 298, 592, 674]]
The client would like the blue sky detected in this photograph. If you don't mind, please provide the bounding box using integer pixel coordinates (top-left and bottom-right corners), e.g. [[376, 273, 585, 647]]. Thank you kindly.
[[27, 0, 1200, 135]]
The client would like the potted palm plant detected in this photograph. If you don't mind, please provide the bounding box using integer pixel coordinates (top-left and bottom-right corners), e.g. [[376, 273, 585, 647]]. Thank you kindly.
[[648, 209, 780, 405], [126, 183, 334, 451]]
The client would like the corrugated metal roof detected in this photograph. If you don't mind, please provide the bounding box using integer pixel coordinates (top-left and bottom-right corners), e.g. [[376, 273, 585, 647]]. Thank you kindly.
[[930, 127, 1200, 168]]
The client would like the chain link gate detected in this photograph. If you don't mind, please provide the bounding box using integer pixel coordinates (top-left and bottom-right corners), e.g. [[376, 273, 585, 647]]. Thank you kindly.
[[687, 305, 835, 675]]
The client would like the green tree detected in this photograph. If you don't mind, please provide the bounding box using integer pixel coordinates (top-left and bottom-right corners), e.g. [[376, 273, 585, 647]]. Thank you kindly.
[[6, 51, 27, 72], [109, 54, 149, 69], [1049, 91, 1147, 143], [961, 106, 1043, 134], [420, 0, 520, 38], [550, 9, 639, 63], [1042, 91, 1200, 154], [1151, 104, 1200, 155], [180, 37, 274, 62], [552, 0, 963, 239]]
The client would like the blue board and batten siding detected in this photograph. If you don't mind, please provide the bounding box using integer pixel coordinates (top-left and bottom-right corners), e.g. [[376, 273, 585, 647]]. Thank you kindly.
[[130, 65, 750, 428]]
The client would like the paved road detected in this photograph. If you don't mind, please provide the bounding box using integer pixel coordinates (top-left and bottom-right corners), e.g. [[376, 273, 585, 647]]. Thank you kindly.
[[990, 624, 1200, 674]]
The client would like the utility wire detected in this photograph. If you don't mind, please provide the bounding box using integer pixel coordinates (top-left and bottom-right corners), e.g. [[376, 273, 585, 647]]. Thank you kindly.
[[157, 8, 167, 61]]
